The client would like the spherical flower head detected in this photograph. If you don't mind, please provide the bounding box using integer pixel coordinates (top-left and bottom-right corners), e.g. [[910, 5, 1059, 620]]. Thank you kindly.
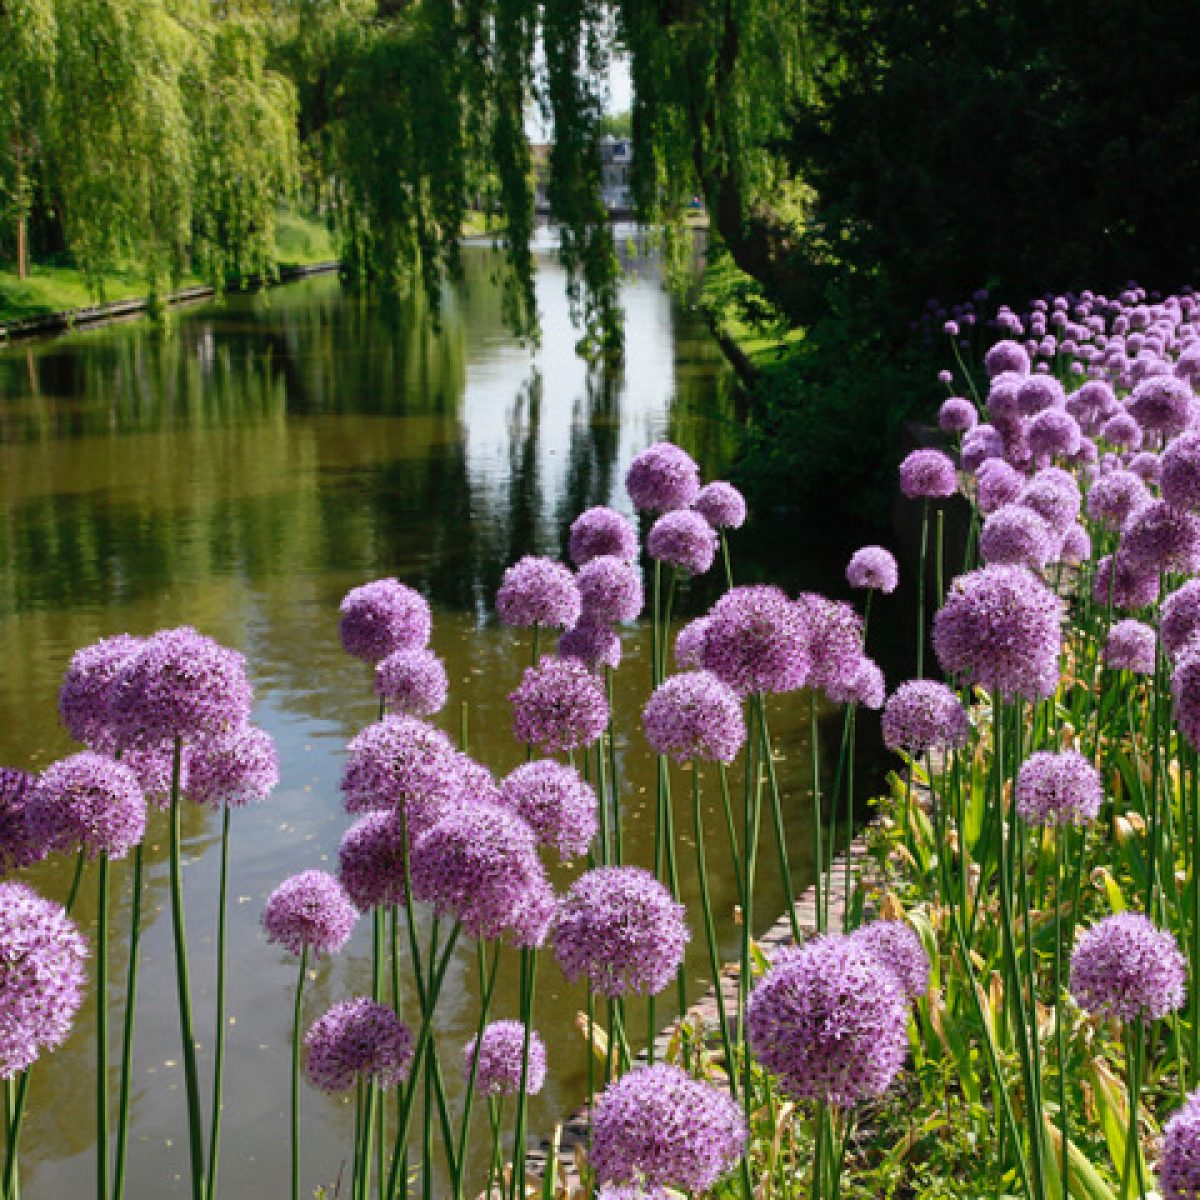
[[746, 934, 908, 1106], [932, 565, 1063, 701], [339, 579, 431, 663], [1166, 583, 1200, 660], [374, 647, 448, 717], [496, 556, 582, 630], [595, 1185, 671, 1200], [1018, 468, 1081, 535], [850, 920, 931, 1001], [1128, 375, 1196, 436], [28, 752, 146, 860], [975, 459, 1025, 515], [881, 680, 970, 757], [0, 771, 44, 875], [122, 742, 181, 807], [554, 866, 688, 997], [1015, 751, 1103, 826], [960, 424, 1005, 472], [700, 586, 810, 695], [568, 507, 638, 566], [692, 481, 747, 529], [625, 442, 701, 513], [577, 556, 644, 623], [674, 617, 710, 670], [340, 715, 461, 824], [111, 627, 252, 748], [1162, 432, 1200, 512], [1092, 553, 1160, 610], [1073, 379, 1119, 417], [557, 621, 622, 671], [185, 726, 278, 808], [1016, 375, 1066, 416], [410, 803, 550, 941], [1120, 501, 1200, 577], [798, 594, 867, 697], [938, 397, 978, 434], [1070, 912, 1185, 1022], [642, 671, 746, 763], [846, 545, 898, 593], [645, 511, 717, 575], [1161, 1089, 1200, 1200], [1174, 655, 1200, 751], [589, 1064, 746, 1192], [898, 448, 957, 499], [986, 373, 1024, 425], [984, 339, 1030, 378], [1105, 620, 1157, 674], [337, 811, 407, 911], [979, 504, 1056, 569], [1101, 412, 1144, 452], [262, 870, 357, 958], [509, 656, 609, 753], [1058, 522, 1092, 564], [0, 882, 87, 1078], [1129, 451, 1163, 486], [825, 656, 886, 709], [304, 998, 413, 1093], [1027, 407, 1082, 462], [463, 1021, 547, 1097], [58, 634, 144, 750], [499, 760, 597, 861]]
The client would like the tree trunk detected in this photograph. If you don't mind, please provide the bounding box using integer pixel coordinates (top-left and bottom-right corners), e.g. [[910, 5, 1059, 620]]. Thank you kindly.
[[16, 210, 28, 280]]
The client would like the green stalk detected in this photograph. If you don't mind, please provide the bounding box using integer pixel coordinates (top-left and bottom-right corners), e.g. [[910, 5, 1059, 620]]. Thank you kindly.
[[205, 806, 232, 1200], [97, 854, 110, 1200], [454, 943, 501, 1199], [510, 947, 539, 1200], [1122, 1020, 1146, 1200], [916, 498, 930, 679], [810, 693, 825, 932], [112, 841, 144, 1200], [604, 667, 622, 864], [2, 1072, 29, 1200], [65, 845, 86, 914], [757, 693, 800, 941], [291, 946, 309, 1200]]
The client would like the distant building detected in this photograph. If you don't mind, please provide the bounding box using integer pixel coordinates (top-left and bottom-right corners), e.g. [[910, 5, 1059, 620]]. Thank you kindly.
[[529, 137, 633, 215]]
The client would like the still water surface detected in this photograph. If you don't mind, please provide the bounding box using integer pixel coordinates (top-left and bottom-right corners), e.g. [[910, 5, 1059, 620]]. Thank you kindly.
[[0, 240, 818, 1197]]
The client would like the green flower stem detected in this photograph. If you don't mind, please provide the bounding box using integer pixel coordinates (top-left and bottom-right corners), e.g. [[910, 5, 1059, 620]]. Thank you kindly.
[[1122, 1020, 1146, 1200], [111, 840, 143, 1200], [604, 668, 623, 864], [97, 854, 110, 1200], [1054, 829, 1071, 1196], [454, 943, 501, 1200], [205, 806, 232, 1200], [510, 946, 539, 1200], [717, 762, 743, 900], [3, 1072, 30, 1200], [720, 529, 734, 590], [916, 498, 930, 679], [486, 1097, 504, 1200], [594, 739, 611, 868], [290, 946, 309, 1200], [756, 694, 800, 942], [65, 845, 86, 914]]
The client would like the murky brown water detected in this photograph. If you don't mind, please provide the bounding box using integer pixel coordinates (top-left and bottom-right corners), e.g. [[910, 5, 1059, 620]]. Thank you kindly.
[[0, 239, 817, 1197]]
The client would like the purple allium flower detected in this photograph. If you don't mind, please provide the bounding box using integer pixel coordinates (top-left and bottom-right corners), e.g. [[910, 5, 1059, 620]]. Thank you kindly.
[[1074, 379, 1119, 416], [674, 617, 710, 670], [798, 595, 866, 696], [1070, 912, 1185, 1022], [110, 627, 252, 748], [932, 565, 1063, 700], [509, 656, 609, 753], [1015, 751, 1103, 826], [1129, 451, 1163, 486], [692, 481, 747, 530], [58, 634, 143, 750], [374, 647, 448, 717], [304, 998, 413, 1093], [577, 556, 644, 623], [825, 657, 886, 709], [985, 340, 1030, 378], [339, 579, 431, 664], [1101, 412, 1144, 452], [625, 442, 701, 513], [1092, 554, 1160, 610], [499, 760, 597, 861], [27, 752, 145, 860], [1120, 501, 1200, 577], [337, 811, 407, 912], [410, 804, 550, 942], [700, 586, 810, 695], [1017, 375, 1066, 416], [1163, 432, 1200, 512], [979, 504, 1056, 569], [1128, 376, 1196, 436], [975, 459, 1025, 515], [881, 680, 970, 757], [463, 1021, 546, 1096], [960, 424, 1006, 472], [939, 397, 978, 434], [846, 545, 899, 593], [589, 1064, 746, 1192], [1027, 408, 1082, 461], [1165, 583, 1200, 660], [262, 870, 357, 958], [554, 866, 688, 997], [1105, 620, 1157, 674], [1018, 468, 1081, 535], [557, 621, 622, 671], [986, 372, 1024, 424], [121, 742, 180, 807], [1059, 522, 1092, 565], [568, 507, 638, 566], [185, 726, 278, 808], [746, 934, 908, 1106], [1173, 656, 1200, 750], [850, 920, 931, 1002], [898, 449, 957, 500], [645, 511, 717, 575], [0, 882, 87, 1078], [595, 1185, 670, 1200], [496, 556, 582, 630], [642, 671, 746, 763], [1161, 1089, 1200, 1200], [0, 771, 43, 874]]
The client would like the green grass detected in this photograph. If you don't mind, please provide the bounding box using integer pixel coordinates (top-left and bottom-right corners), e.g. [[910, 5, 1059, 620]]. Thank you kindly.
[[273, 211, 337, 268], [699, 253, 804, 374]]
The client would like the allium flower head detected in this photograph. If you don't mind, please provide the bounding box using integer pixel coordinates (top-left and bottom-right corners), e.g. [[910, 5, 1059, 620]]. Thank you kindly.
[[938, 397, 978, 433], [960, 424, 1005, 472], [1070, 912, 1185, 1022], [700, 586, 810, 695], [304, 998, 413, 1093], [746, 934, 908, 1106], [496, 556, 582, 630], [1165, 583, 1200, 660], [28, 752, 146, 860], [1173, 655, 1200, 750], [374, 647, 448, 717], [979, 504, 1056, 569], [881, 680, 970, 756], [1101, 412, 1144, 451], [595, 1185, 670, 1200], [0, 882, 87, 1078], [1093, 553, 1160, 610], [58, 634, 143, 750], [625, 442, 701, 513], [509, 656, 609, 752], [568, 507, 638, 566], [984, 340, 1030, 377], [1015, 751, 1103, 826], [554, 866, 688, 996], [589, 1064, 746, 1192], [337, 811, 407, 911], [1105, 620, 1156, 674], [898, 448, 957, 499], [1163, 432, 1200, 512], [557, 621, 622, 671], [1120, 501, 1200, 577], [975, 459, 1025, 515], [577, 556, 644, 623], [1129, 451, 1163, 485], [645, 511, 717, 575], [1128, 375, 1196, 436], [796, 595, 865, 696], [499, 760, 597, 861], [845, 545, 898, 593], [410, 803, 551, 942], [1018, 468, 1081, 535], [0, 770, 44, 874], [339, 579, 431, 663], [463, 1021, 546, 1096], [643, 671, 746, 763], [1027, 408, 1082, 461], [1059, 522, 1092, 565], [932, 565, 1063, 700], [850, 920, 930, 1001], [111, 627, 252, 747], [185, 726, 278, 808], [674, 617, 711, 670], [825, 657, 886, 709], [1161, 1089, 1200, 1200], [1016, 375, 1066, 416], [262, 870, 357, 958], [692, 481, 747, 529]]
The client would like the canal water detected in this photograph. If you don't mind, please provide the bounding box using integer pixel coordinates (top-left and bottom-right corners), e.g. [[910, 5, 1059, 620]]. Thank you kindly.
[[0, 237, 827, 1197]]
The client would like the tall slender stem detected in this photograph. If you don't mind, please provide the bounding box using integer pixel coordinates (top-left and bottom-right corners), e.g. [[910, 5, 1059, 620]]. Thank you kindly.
[[916, 499, 930, 678], [112, 841, 144, 1200], [205, 806, 232, 1200], [510, 947, 539, 1200], [97, 854, 110, 1200]]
